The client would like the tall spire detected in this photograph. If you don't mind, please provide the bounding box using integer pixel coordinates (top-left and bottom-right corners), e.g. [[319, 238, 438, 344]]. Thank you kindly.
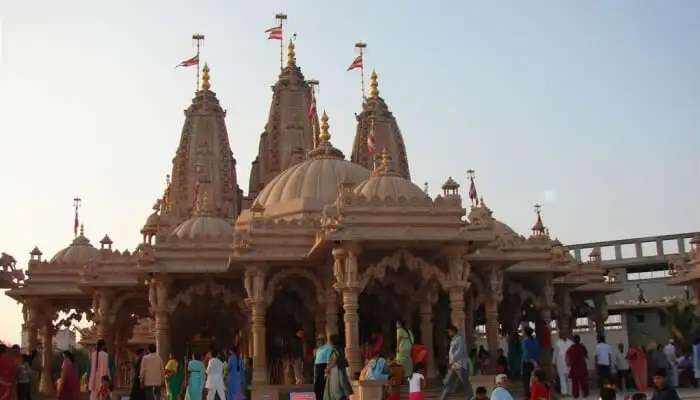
[[532, 204, 546, 236], [351, 69, 411, 179]]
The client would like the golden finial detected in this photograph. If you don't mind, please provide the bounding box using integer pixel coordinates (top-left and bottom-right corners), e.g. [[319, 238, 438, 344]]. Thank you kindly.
[[201, 63, 211, 91], [370, 69, 379, 98], [287, 41, 296, 67], [79, 224, 84, 236], [380, 148, 392, 171], [319, 110, 330, 143]]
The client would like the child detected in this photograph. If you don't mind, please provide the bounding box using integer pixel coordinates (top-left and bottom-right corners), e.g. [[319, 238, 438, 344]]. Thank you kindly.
[[472, 386, 489, 400], [387, 355, 405, 400], [599, 378, 617, 400], [97, 375, 112, 400], [16, 354, 33, 400], [408, 363, 426, 400]]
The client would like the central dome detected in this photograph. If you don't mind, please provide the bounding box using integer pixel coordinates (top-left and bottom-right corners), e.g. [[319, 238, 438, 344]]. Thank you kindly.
[[253, 112, 370, 209], [51, 227, 100, 264]]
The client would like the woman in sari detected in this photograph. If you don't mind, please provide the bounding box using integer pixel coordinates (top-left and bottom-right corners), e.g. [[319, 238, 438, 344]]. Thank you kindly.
[[626, 344, 648, 392], [0, 345, 15, 400], [323, 335, 352, 400], [164, 355, 183, 400], [395, 320, 414, 377], [58, 351, 80, 400], [226, 347, 243, 400], [186, 353, 205, 400]]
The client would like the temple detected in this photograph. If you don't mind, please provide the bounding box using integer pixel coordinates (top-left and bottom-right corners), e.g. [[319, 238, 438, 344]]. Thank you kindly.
[[3, 39, 696, 400]]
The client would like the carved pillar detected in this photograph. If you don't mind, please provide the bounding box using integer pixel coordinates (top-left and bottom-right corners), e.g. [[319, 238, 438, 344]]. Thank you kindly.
[[149, 275, 171, 360], [94, 289, 116, 351], [332, 245, 363, 379], [485, 268, 504, 373], [592, 294, 608, 337], [325, 289, 338, 337], [444, 246, 470, 339], [419, 303, 437, 379], [556, 290, 573, 339], [38, 322, 55, 395], [538, 278, 555, 376], [23, 301, 39, 352], [464, 294, 475, 350], [245, 266, 268, 384]]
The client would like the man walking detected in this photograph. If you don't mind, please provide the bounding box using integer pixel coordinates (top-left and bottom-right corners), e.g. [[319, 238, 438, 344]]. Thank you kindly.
[[521, 327, 541, 399], [595, 336, 613, 386], [140, 344, 164, 400], [439, 325, 473, 400], [615, 343, 631, 392], [552, 334, 573, 396]]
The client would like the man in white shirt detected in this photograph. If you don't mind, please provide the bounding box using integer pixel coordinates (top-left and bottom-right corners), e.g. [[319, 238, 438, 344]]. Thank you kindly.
[[205, 350, 226, 400], [595, 336, 612, 386], [614, 343, 631, 392], [663, 339, 679, 387], [552, 335, 574, 396]]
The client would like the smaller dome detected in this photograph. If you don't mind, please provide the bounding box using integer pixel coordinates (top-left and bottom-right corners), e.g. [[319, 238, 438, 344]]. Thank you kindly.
[[51, 228, 100, 264], [172, 215, 233, 240], [354, 149, 429, 202], [141, 211, 160, 234]]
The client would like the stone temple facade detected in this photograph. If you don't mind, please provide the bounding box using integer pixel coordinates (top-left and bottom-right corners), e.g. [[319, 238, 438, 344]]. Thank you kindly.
[[2, 42, 628, 398]]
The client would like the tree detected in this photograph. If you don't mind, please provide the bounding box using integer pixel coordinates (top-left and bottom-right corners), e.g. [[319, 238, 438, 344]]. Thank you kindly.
[[664, 300, 697, 350]]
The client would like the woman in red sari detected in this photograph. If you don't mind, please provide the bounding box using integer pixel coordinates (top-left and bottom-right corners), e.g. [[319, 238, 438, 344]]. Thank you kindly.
[[0, 345, 16, 400], [58, 351, 80, 400], [529, 369, 551, 400], [566, 335, 589, 399], [626, 344, 648, 392]]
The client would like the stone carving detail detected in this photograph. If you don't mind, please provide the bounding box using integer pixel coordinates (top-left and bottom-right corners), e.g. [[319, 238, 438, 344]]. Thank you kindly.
[[357, 249, 451, 291], [264, 268, 324, 306], [489, 268, 504, 303], [169, 279, 246, 312]]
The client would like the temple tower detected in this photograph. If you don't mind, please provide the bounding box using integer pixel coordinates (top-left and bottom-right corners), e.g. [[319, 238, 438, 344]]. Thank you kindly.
[[350, 70, 410, 179], [248, 41, 319, 198], [167, 64, 242, 220]]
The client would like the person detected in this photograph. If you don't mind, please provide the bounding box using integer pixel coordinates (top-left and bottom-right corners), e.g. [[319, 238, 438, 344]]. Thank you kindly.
[[663, 339, 678, 388], [469, 349, 479, 376], [323, 334, 353, 400], [289, 329, 304, 385], [600, 378, 617, 400], [57, 351, 80, 400], [185, 353, 204, 400], [552, 334, 573, 396], [205, 350, 226, 400], [15, 354, 32, 400], [490, 374, 514, 400], [362, 351, 389, 381], [652, 345, 670, 379], [396, 320, 414, 377], [97, 376, 112, 400], [473, 386, 488, 400], [164, 354, 182, 400], [627, 343, 648, 392], [595, 336, 613, 386], [387, 355, 405, 400], [408, 363, 426, 400], [521, 327, 541, 399], [314, 334, 332, 400], [89, 340, 111, 400], [130, 349, 145, 400], [566, 335, 589, 399], [439, 325, 473, 400], [0, 345, 17, 400], [226, 347, 244, 400], [507, 332, 522, 379], [650, 369, 680, 400], [496, 349, 508, 375], [530, 369, 551, 400], [615, 343, 631, 392], [140, 344, 164, 400], [693, 338, 700, 388]]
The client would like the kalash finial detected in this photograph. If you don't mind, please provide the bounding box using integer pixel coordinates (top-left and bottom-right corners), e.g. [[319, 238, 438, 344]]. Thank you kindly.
[[370, 69, 379, 98], [319, 110, 330, 143], [287, 40, 296, 68], [201, 63, 211, 91]]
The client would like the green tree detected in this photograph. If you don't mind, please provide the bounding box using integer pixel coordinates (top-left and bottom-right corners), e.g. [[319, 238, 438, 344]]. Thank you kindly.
[[664, 300, 697, 350]]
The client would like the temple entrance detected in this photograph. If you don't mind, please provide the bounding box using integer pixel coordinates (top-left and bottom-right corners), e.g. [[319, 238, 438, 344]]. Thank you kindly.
[[169, 280, 247, 358]]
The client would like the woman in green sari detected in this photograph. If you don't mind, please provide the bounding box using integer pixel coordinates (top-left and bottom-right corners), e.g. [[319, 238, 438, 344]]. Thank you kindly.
[[323, 335, 352, 400], [185, 353, 205, 400], [395, 320, 414, 377], [164, 355, 183, 400]]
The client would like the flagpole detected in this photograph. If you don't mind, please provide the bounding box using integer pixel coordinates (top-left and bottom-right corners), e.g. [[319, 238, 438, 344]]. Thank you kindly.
[[355, 42, 367, 100], [275, 13, 288, 70], [192, 33, 205, 91], [73, 197, 81, 237]]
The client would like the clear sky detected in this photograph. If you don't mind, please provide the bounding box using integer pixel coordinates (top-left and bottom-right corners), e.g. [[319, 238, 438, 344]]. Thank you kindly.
[[0, 1, 698, 344]]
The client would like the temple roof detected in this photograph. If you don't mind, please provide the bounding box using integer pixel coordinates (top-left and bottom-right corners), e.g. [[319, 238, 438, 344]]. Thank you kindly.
[[248, 41, 319, 198], [351, 70, 410, 179], [50, 226, 100, 264]]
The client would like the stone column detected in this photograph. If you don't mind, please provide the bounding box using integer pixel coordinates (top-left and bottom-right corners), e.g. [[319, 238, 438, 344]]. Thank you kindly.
[[537, 308, 554, 376], [464, 294, 475, 350], [39, 322, 55, 395], [244, 266, 268, 384], [94, 289, 116, 351], [332, 244, 363, 379], [325, 289, 339, 337], [444, 246, 470, 338], [419, 303, 437, 379], [592, 294, 608, 337], [22, 301, 39, 352], [485, 268, 504, 372], [149, 275, 171, 360]]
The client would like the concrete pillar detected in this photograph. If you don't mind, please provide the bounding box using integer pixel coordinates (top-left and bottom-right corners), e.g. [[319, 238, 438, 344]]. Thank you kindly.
[[464, 294, 475, 350], [592, 294, 608, 337], [449, 287, 466, 338], [149, 275, 171, 360], [342, 288, 361, 379], [250, 301, 267, 384], [154, 311, 170, 360], [419, 303, 437, 379], [485, 299, 500, 372], [94, 289, 116, 353], [39, 323, 55, 396], [325, 291, 339, 337]]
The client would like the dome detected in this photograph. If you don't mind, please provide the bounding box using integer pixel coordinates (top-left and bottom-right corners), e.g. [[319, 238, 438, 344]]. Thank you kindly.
[[171, 215, 233, 240], [354, 174, 429, 202], [141, 211, 160, 234], [253, 112, 370, 209], [51, 230, 100, 264], [493, 219, 518, 238]]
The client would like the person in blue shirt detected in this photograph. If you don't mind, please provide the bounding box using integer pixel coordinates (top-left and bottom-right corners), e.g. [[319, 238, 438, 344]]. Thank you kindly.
[[314, 334, 333, 400], [521, 327, 541, 399], [439, 325, 473, 400], [490, 374, 514, 400]]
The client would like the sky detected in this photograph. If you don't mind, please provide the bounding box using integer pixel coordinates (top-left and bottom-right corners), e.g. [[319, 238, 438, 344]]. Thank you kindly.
[[0, 1, 699, 345]]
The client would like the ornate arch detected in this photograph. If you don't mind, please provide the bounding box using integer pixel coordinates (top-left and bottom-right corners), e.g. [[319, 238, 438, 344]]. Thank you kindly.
[[264, 268, 325, 306], [168, 279, 246, 313], [359, 249, 449, 291]]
